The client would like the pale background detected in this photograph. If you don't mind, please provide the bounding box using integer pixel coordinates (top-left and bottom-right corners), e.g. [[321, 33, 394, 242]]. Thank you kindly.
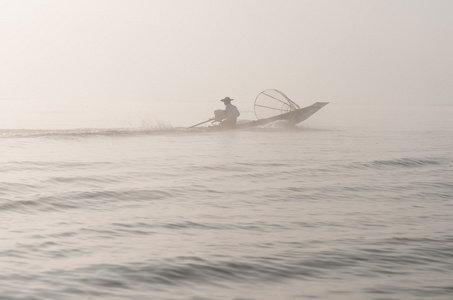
[[1, 0, 452, 129]]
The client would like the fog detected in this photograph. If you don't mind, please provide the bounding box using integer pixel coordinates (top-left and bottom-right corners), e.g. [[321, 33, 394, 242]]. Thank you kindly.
[[1, 0, 452, 129]]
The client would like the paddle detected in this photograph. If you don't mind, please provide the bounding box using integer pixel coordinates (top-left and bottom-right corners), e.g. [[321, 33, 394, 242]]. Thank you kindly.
[[186, 118, 214, 129]]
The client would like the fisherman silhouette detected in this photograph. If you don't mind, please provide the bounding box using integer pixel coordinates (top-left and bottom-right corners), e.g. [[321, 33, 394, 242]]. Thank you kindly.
[[216, 97, 240, 128]]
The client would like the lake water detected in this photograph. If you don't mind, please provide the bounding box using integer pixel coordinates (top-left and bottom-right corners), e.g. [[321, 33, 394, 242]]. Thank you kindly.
[[1, 105, 452, 299]]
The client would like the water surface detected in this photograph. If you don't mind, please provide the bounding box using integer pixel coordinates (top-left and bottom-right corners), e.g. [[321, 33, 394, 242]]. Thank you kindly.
[[1, 108, 452, 299]]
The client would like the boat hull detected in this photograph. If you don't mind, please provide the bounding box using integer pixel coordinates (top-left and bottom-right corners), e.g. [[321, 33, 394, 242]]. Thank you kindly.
[[234, 102, 329, 129]]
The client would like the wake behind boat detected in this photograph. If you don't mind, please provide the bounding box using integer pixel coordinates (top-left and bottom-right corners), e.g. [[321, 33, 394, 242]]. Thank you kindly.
[[187, 89, 328, 130]]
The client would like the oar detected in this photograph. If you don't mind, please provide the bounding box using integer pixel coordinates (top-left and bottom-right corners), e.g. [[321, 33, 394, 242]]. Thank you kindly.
[[186, 118, 214, 129]]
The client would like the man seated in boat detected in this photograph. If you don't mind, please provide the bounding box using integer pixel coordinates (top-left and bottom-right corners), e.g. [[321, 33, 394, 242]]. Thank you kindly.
[[214, 97, 240, 128]]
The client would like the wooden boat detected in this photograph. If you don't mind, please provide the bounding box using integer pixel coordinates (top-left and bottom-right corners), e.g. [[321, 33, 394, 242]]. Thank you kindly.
[[187, 89, 328, 130]]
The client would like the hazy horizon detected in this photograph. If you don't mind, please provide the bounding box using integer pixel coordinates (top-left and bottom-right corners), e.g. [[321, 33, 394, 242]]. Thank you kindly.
[[1, 0, 452, 129]]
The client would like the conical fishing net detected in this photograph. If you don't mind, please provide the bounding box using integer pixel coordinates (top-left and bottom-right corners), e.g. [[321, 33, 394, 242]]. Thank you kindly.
[[254, 89, 300, 120]]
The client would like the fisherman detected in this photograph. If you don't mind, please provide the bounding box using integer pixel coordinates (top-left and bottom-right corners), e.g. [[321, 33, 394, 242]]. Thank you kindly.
[[217, 97, 240, 128]]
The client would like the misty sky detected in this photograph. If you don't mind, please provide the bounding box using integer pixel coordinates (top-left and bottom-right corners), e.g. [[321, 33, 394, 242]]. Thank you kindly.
[[1, 0, 452, 128]]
